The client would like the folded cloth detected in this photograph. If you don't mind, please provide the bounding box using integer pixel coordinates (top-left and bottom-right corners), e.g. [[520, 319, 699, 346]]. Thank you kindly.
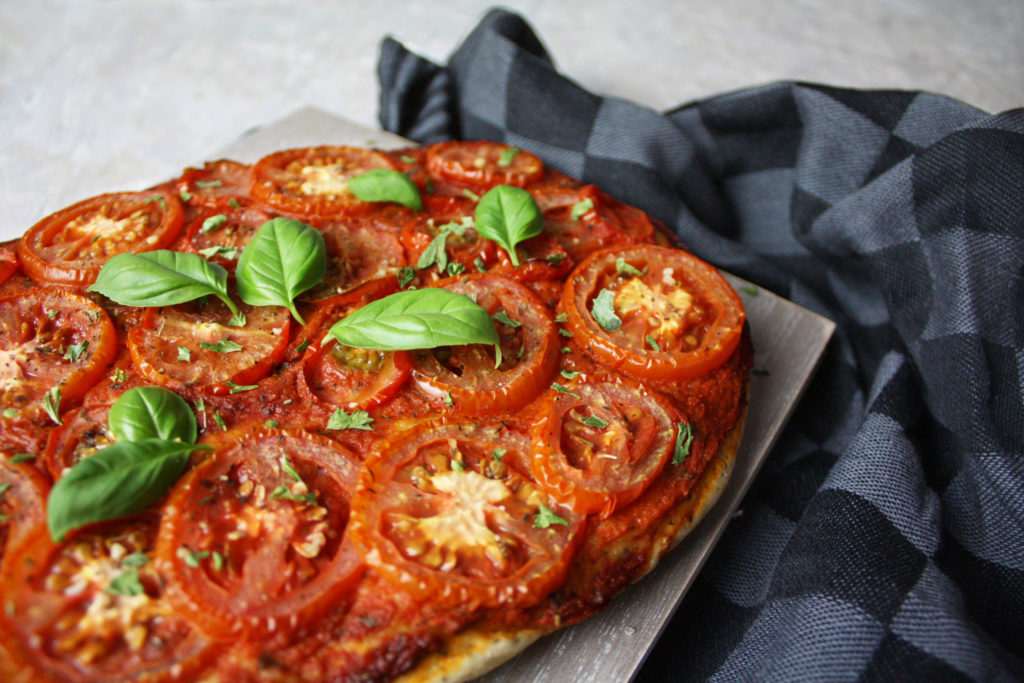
[[378, 9, 1024, 681]]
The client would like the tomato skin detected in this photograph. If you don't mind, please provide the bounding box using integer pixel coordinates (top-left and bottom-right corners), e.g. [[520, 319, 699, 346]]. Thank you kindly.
[[0, 516, 218, 682], [42, 402, 116, 480], [531, 377, 680, 517], [180, 204, 275, 270], [156, 426, 365, 642], [127, 300, 290, 397], [0, 248, 17, 285], [0, 459, 49, 563], [18, 191, 185, 287], [348, 421, 582, 609], [400, 195, 496, 279], [425, 141, 544, 190], [0, 288, 118, 429], [250, 146, 398, 218], [562, 245, 745, 382], [532, 184, 653, 261], [301, 218, 406, 303], [409, 274, 560, 416]]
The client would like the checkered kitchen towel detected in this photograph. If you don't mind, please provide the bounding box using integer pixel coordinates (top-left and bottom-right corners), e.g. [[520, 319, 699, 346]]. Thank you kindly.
[[377, 8, 1024, 681]]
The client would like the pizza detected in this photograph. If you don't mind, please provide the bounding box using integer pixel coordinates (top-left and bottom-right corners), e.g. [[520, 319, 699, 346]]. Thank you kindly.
[[0, 140, 751, 682]]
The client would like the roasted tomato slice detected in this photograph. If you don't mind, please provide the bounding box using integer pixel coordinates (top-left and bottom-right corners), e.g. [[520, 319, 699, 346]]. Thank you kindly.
[[531, 378, 680, 517], [127, 300, 290, 396], [532, 184, 653, 261], [0, 458, 49, 563], [42, 402, 116, 480], [0, 248, 16, 285], [0, 517, 216, 682], [180, 204, 275, 270], [425, 141, 544, 190], [300, 219, 405, 304], [18, 190, 185, 287], [250, 145, 398, 218], [0, 289, 117, 428], [300, 298, 411, 411], [349, 421, 581, 609], [175, 159, 252, 209], [562, 245, 745, 382], [156, 426, 364, 641], [410, 274, 559, 416]]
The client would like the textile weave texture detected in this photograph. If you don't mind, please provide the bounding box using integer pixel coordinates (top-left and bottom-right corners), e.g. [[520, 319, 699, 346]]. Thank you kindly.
[[378, 9, 1024, 681]]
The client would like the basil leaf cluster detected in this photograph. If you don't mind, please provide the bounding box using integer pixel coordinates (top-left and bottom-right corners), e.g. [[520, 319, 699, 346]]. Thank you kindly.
[[348, 169, 423, 210], [47, 386, 208, 542]]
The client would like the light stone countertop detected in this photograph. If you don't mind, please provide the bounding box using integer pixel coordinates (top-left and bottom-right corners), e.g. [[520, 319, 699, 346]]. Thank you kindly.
[[2, 0, 1021, 239]]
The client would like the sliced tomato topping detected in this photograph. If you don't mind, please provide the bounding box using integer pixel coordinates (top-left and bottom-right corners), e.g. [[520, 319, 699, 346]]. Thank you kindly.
[[42, 402, 115, 480], [0, 458, 49, 563], [299, 294, 411, 411], [301, 219, 405, 303], [409, 274, 560, 416], [18, 190, 185, 286], [562, 245, 745, 382], [250, 146, 398, 218], [425, 141, 544, 190], [175, 159, 252, 209], [0, 289, 117, 427], [0, 248, 16, 285], [127, 300, 290, 396], [0, 517, 216, 681], [532, 184, 653, 261], [349, 421, 581, 608], [156, 426, 364, 641], [400, 195, 496, 279], [531, 378, 679, 517], [180, 204, 275, 270]]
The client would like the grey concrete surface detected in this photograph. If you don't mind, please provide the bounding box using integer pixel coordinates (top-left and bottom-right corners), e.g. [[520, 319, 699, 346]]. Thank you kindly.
[[1, 0, 1021, 239]]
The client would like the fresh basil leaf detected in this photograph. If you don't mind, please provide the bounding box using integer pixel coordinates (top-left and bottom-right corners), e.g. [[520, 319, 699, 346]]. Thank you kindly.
[[108, 386, 197, 444], [590, 288, 622, 331], [235, 218, 326, 325], [326, 289, 501, 363], [474, 185, 543, 267], [46, 439, 209, 542], [88, 250, 239, 317], [348, 169, 423, 211]]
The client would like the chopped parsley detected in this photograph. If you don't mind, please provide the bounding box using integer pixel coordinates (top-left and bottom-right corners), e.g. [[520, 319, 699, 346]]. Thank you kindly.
[[590, 288, 622, 331], [397, 265, 417, 288], [177, 346, 191, 362], [581, 415, 609, 429], [646, 335, 661, 351], [672, 422, 694, 466], [43, 386, 62, 425], [224, 381, 257, 394], [615, 258, 645, 276], [571, 198, 594, 220], [492, 310, 522, 328], [533, 504, 569, 528], [552, 382, 580, 399], [497, 146, 519, 167], [327, 408, 374, 431], [201, 214, 227, 233], [199, 339, 243, 354]]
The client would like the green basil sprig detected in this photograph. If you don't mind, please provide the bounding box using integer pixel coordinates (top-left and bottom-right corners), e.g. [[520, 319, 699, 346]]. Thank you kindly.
[[107, 386, 196, 443], [474, 185, 542, 267], [325, 288, 501, 364], [47, 439, 207, 542], [89, 250, 241, 319], [46, 386, 206, 542], [348, 169, 423, 211], [235, 218, 326, 326]]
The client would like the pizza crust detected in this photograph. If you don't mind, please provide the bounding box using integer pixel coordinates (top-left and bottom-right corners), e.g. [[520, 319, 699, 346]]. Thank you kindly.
[[398, 404, 746, 683]]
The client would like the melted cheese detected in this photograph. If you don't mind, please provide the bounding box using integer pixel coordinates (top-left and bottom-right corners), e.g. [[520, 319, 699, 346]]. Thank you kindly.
[[299, 165, 353, 196], [614, 277, 693, 339]]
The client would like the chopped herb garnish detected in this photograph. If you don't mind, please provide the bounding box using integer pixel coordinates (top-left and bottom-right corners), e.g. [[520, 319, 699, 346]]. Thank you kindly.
[[672, 422, 694, 466], [399, 155, 417, 164], [224, 381, 257, 394], [443, 390, 454, 407], [270, 486, 316, 504], [561, 346, 572, 353], [416, 219, 468, 274], [462, 189, 480, 202], [201, 214, 227, 233], [211, 551, 225, 571], [590, 289, 622, 331], [560, 369, 581, 380], [397, 265, 416, 288], [194, 179, 223, 189], [229, 198, 242, 209], [552, 382, 580, 399], [110, 368, 127, 383], [198, 245, 240, 260], [107, 568, 145, 596], [43, 386, 62, 425], [446, 262, 466, 276], [327, 409, 374, 431], [295, 338, 310, 354], [492, 448, 506, 461], [533, 503, 569, 528], [615, 258, 645, 277], [450, 460, 465, 473], [145, 195, 167, 210], [2, 408, 18, 419], [9, 453, 36, 463], [180, 547, 210, 568], [179, 190, 192, 203], [199, 339, 243, 354], [474, 257, 488, 273], [739, 285, 759, 296], [85, 309, 101, 324], [554, 312, 568, 323], [571, 198, 594, 220], [497, 146, 519, 167], [558, 328, 573, 337], [177, 346, 191, 362], [122, 551, 149, 568], [264, 420, 279, 428], [45, 308, 57, 320], [646, 335, 661, 351], [492, 310, 522, 328], [581, 415, 609, 429], [212, 411, 226, 431], [546, 252, 566, 266]]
